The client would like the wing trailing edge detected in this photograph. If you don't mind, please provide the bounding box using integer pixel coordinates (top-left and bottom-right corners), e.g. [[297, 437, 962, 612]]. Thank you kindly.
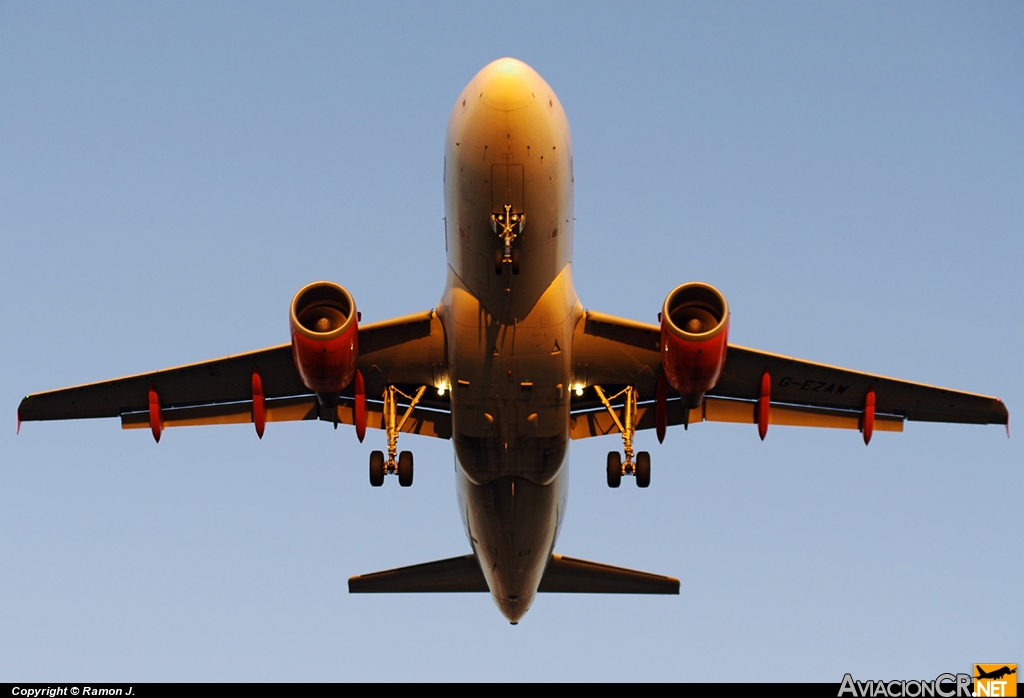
[[119, 394, 452, 439], [570, 394, 904, 439], [348, 554, 679, 595]]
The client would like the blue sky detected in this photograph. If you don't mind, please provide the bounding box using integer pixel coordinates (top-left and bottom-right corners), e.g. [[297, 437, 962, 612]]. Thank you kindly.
[[2, 2, 1021, 681]]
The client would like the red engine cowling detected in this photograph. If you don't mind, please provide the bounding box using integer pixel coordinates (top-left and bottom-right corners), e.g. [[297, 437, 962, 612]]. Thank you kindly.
[[290, 281, 359, 396], [661, 282, 730, 407]]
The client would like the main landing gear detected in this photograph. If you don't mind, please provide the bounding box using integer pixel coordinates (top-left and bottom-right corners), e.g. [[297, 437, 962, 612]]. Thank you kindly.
[[492, 203, 524, 275], [369, 384, 426, 488], [594, 385, 651, 489]]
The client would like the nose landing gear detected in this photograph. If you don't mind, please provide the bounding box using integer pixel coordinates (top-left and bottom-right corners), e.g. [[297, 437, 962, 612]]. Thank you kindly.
[[492, 203, 524, 275], [595, 385, 651, 489], [494, 246, 520, 276], [368, 384, 426, 487]]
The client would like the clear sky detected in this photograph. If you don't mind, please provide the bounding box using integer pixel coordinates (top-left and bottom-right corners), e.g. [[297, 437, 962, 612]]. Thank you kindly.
[[2, 2, 1021, 682]]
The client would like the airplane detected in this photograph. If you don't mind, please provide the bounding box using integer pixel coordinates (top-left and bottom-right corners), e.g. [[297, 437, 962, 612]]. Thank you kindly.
[[975, 666, 1016, 681], [17, 57, 1009, 624]]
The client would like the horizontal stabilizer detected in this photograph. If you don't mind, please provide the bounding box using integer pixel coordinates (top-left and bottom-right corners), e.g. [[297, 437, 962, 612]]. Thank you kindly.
[[539, 554, 679, 594], [348, 553, 679, 595], [348, 554, 487, 593]]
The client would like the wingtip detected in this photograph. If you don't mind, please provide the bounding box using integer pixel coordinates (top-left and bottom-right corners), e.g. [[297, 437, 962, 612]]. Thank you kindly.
[[17, 395, 30, 432]]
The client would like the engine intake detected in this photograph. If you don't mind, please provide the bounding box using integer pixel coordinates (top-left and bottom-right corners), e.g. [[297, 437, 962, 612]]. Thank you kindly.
[[290, 281, 359, 396], [661, 282, 730, 407]]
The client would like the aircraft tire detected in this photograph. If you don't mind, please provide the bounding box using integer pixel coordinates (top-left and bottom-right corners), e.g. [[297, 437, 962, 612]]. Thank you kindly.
[[398, 451, 414, 487], [511, 247, 520, 275], [635, 451, 651, 488], [606, 451, 621, 488], [369, 450, 385, 487], [495, 248, 504, 275]]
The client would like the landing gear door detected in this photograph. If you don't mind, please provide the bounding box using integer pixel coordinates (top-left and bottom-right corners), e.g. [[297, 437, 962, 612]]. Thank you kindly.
[[491, 164, 524, 216]]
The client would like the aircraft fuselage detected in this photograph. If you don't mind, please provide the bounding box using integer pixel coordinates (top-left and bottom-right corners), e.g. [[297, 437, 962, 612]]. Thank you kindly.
[[437, 58, 579, 622]]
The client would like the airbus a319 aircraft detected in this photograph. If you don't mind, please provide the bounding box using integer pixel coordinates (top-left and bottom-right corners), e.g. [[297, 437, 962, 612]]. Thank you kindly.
[[18, 58, 1009, 624]]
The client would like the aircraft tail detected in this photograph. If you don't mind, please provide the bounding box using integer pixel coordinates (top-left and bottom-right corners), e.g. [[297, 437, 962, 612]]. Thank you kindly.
[[348, 553, 679, 595]]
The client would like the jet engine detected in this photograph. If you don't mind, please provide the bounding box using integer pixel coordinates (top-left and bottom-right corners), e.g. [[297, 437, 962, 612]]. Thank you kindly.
[[290, 281, 359, 399], [660, 282, 730, 408]]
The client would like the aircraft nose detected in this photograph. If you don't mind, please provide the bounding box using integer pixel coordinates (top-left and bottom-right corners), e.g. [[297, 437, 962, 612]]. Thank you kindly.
[[479, 57, 536, 111]]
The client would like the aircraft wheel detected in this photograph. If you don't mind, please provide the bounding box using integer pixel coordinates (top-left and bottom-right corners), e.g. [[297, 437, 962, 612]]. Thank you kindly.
[[635, 451, 651, 488], [398, 450, 414, 487], [495, 248, 504, 275], [511, 247, 520, 275], [369, 450, 385, 487], [606, 451, 621, 488]]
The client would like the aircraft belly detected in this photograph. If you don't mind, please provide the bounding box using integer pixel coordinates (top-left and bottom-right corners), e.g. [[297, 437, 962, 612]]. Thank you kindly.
[[457, 462, 569, 623], [440, 265, 581, 486]]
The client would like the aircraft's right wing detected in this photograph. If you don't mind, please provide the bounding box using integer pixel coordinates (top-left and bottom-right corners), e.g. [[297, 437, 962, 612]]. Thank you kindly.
[[569, 310, 1008, 438], [710, 344, 1008, 425]]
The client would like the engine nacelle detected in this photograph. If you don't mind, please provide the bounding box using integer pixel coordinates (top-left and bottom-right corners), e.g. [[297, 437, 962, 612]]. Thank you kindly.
[[290, 281, 359, 397], [661, 282, 730, 408]]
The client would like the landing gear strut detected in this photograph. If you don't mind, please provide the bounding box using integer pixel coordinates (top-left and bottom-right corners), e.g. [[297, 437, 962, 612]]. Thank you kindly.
[[594, 385, 651, 489], [368, 384, 427, 487], [492, 203, 524, 275]]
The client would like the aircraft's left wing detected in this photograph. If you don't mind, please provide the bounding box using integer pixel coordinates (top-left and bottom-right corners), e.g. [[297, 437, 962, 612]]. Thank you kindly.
[[18, 310, 451, 439], [570, 310, 1008, 438]]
